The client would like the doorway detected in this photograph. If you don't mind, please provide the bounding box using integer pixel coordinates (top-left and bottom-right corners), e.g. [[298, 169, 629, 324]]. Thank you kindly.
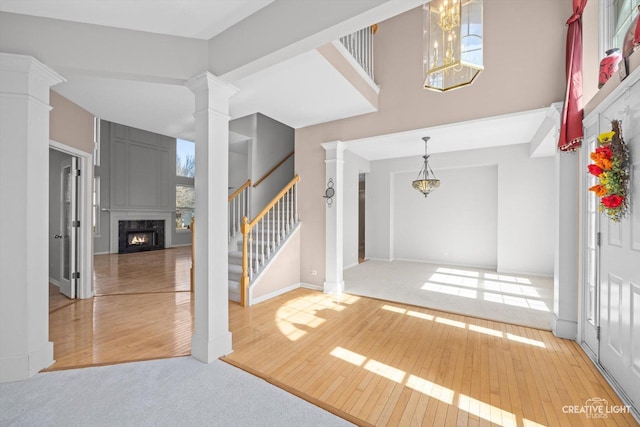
[[358, 173, 365, 263], [49, 149, 78, 298], [48, 141, 94, 300]]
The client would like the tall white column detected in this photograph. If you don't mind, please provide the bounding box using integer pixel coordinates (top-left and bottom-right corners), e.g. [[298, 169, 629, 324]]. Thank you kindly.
[[0, 53, 64, 382], [186, 72, 237, 362], [553, 151, 579, 339], [321, 141, 345, 294]]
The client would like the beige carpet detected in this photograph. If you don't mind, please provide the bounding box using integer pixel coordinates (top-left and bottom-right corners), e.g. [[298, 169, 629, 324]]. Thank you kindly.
[[0, 357, 353, 426], [344, 260, 553, 330]]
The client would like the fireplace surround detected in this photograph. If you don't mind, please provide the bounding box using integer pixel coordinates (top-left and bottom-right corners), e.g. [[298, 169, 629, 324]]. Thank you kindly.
[[118, 219, 165, 253]]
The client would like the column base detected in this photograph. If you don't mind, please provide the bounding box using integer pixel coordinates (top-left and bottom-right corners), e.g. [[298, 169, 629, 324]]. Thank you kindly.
[[323, 280, 344, 295], [0, 341, 53, 383], [191, 331, 233, 363], [552, 315, 577, 340]]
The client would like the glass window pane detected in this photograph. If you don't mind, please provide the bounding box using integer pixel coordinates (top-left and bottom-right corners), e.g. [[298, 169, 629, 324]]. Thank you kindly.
[[176, 185, 195, 230], [176, 139, 195, 178]]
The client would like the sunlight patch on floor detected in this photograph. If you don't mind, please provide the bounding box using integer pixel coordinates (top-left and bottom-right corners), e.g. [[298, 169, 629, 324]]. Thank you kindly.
[[419, 268, 550, 313], [422, 282, 478, 299], [458, 394, 518, 427], [484, 292, 550, 312], [330, 346, 366, 366], [435, 316, 466, 329], [275, 293, 359, 341], [429, 272, 479, 288], [406, 374, 455, 404], [379, 303, 547, 348], [364, 359, 406, 383], [330, 343, 526, 426], [506, 333, 545, 348]]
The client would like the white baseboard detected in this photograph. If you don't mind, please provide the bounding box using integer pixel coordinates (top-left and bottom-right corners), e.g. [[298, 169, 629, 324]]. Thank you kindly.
[[170, 244, 192, 248], [300, 282, 323, 291], [48, 278, 60, 287], [344, 262, 359, 270], [552, 315, 577, 340], [250, 283, 301, 306], [93, 251, 110, 256]]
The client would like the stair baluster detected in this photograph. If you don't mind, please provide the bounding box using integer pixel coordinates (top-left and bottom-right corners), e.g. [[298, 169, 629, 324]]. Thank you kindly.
[[238, 175, 299, 306]]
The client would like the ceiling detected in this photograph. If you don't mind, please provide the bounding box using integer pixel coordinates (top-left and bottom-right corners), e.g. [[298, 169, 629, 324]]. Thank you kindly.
[[346, 108, 554, 161], [0, 0, 274, 39], [0, 0, 556, 160], [1, 0, 406, 140]]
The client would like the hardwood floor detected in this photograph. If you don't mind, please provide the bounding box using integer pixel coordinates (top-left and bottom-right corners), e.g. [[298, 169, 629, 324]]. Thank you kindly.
[[47, 247, 193, 370], [93, 246, 191, 295], [225, 289, 638, 427], [47, 248, 638, 426]]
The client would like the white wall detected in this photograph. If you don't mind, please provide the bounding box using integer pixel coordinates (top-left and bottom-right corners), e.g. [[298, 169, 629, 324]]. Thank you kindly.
[[364, 144, 554, 276], [392, 165, 498, 268]]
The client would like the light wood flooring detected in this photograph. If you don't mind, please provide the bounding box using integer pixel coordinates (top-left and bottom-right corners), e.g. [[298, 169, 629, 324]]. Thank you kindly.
[[47, 248, 638, 426], [226, 289, 638, 426], [47, 246, 193, 370]]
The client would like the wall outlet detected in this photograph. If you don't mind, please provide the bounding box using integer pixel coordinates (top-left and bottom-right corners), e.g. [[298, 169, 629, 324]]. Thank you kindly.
[[310, 269, 317, 276]]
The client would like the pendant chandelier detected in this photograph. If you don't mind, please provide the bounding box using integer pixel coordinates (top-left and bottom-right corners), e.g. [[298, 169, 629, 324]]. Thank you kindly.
[[412, 137, 440, 197], [423, 0, 484, 92]]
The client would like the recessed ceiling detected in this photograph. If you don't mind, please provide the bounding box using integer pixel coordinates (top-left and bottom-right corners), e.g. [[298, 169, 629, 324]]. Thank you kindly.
[[53, 47, 379, 140], [346, 108, 551, 161], [0, 0, 273, 39], [231, 49, 377, 129]]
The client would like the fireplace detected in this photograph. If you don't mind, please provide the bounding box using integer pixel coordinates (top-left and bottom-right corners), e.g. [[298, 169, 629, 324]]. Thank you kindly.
[[118, 220, 165, 254]]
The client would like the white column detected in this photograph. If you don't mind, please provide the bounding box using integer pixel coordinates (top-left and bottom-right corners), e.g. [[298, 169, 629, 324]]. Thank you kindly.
[[186, 72, 237, 362], [321, 141, 345, 294], [552, 151, 579, 339], [0, 53, 64, 382]]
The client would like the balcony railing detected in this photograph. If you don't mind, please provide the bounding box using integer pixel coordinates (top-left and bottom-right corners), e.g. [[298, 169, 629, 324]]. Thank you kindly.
[[340, 26, 375, 81]]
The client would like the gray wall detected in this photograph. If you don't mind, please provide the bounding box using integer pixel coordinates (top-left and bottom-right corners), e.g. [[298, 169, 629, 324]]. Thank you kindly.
[[94, 121, 184, 253], [49, 149, 72, 283], [230, 113, 295, 218]]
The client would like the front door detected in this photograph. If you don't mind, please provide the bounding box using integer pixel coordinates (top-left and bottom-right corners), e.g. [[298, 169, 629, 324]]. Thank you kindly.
[[597, 120, 640, 410], [59, 157, 79, 299]]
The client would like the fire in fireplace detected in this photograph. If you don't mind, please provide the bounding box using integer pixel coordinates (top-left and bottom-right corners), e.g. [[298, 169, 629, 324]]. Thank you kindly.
[[127, 231, 156, 247], [118, 220, 165, 254]]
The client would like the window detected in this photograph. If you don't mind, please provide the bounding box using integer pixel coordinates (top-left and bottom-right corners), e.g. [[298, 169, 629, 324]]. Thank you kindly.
[[93, 176, 100, 236], [93, 117, 100, 167], [176, 139, 195, 177], [176, 139, 195, 231], [606, 0, 640, 51], [176, 185, 195, 230]]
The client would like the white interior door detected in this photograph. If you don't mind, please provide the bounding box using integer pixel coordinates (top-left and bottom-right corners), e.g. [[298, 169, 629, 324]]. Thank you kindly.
[[59, 157, 79, 299]]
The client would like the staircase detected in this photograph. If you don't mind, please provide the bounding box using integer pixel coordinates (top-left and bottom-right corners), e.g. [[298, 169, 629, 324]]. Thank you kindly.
[[228, 176, 299, 305]]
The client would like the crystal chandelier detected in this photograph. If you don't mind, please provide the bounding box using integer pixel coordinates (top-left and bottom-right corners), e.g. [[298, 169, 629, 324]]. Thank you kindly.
[[412, 137, 440, 197], [423, 0, 484, 91]]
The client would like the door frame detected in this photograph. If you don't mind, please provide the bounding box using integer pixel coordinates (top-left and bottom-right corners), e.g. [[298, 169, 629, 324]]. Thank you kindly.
[[50, 139, 94, 299], [578, 132, 600, 361]]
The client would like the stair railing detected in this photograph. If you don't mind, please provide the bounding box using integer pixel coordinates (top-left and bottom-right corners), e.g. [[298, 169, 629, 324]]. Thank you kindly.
[[240, 175, 299, 306], [228, 179, 251, 242], [339, 25, 376, 82]]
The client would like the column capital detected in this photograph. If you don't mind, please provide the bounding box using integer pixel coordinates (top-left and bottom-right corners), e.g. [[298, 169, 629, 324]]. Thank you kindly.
[[185, 72, 238, 99], [0, 53, 65, 101], [321, 140, 345, 161]]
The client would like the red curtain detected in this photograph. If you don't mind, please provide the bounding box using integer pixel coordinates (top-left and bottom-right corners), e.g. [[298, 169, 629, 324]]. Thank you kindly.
[[558, 0, 588, 152]]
